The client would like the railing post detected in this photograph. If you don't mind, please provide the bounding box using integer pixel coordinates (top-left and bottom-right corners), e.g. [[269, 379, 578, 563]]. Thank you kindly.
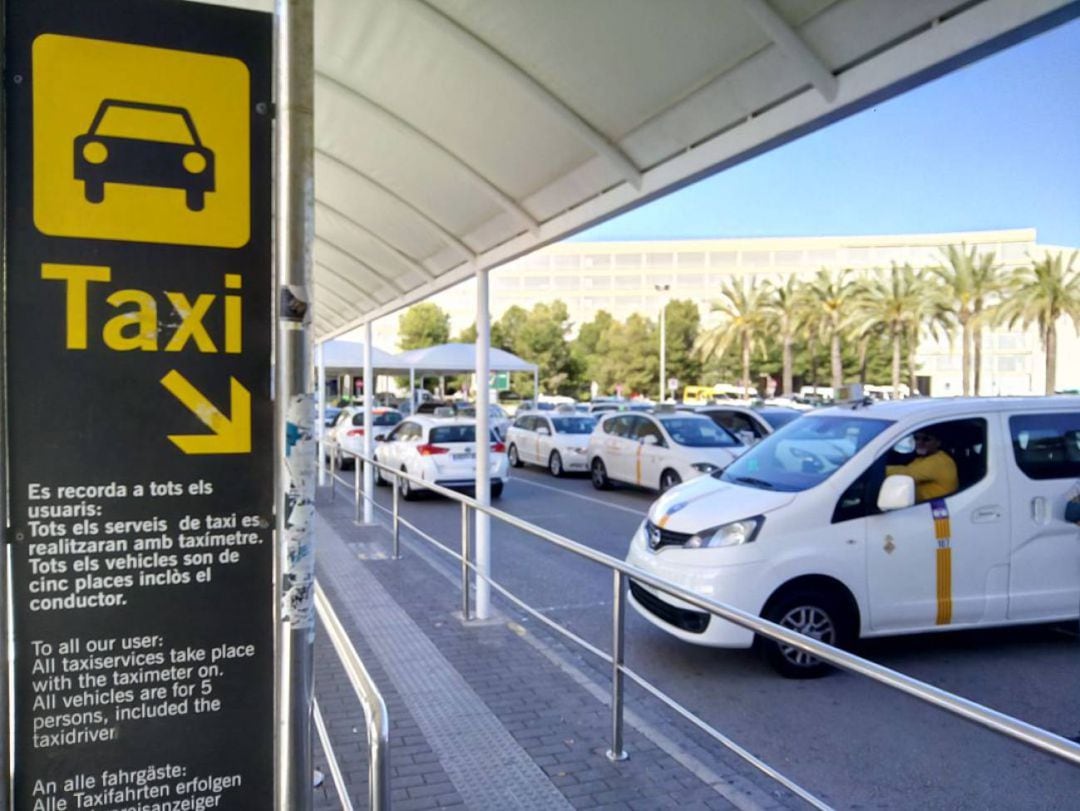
[[329, 446, 336, 502], [353, 454, 361, 523], [607, 570, 628, 762], [391, 474, 401, 559], [461, 502, 470, 621]]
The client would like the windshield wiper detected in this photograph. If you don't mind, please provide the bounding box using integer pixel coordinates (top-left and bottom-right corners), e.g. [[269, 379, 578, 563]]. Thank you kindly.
[[732, 475, 775, 489]]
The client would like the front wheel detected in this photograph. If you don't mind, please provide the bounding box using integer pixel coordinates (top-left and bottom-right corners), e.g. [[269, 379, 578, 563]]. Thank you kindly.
[[508, 444, 523, 468], [491, 482, 504, 499], [400, 467, 419, 501], [591, 458, 610, 490], [759, 589, 853, 679], [659, 469, 681, 492], [549, 451, 563, 477]]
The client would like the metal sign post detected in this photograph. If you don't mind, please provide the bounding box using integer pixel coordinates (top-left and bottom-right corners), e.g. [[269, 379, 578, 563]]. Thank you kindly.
[[2, 0, 274, 806]]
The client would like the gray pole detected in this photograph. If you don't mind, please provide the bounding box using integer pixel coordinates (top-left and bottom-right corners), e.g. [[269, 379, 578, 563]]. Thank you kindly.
[[475, 267, 491, 619], [655, 284, 669, 402], [274, 2, 316, 811], [0, 0, 11, 802], [317, 341, 326, 487], [363, 322, 374, 523]]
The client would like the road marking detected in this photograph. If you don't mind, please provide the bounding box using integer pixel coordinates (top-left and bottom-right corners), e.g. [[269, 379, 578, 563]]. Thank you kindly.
[[510, 477, 647, 516]]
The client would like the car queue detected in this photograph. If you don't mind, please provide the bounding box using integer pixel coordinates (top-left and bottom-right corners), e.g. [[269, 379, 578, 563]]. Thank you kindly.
[[327, 394, 1080, 679]]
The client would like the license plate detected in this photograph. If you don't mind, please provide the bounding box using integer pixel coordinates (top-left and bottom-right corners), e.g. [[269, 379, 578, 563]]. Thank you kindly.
[[452, 452, 475, 461]]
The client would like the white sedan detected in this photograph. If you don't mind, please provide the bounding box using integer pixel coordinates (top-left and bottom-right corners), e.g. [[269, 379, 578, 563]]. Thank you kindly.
[[326, 406, 404, 466], [506, 410, 597, 476], [588, 409, 745, 492], [373, 414, 509, 500]]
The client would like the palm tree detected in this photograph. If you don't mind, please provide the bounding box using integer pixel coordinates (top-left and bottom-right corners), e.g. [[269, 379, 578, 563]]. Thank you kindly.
[[931, 244, 1004, 395], [697, 277, 769, 396], [903, 270, 951, 396], [995, 251, 1080, 395], [852, 264, 914, 396], [762, 276, 803, 396], [806, 268, 859, 394]]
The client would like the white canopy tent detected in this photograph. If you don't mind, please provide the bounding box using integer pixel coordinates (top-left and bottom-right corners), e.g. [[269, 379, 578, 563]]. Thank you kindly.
[[396, 342, 540, 408], [204, 0, 1079, 621]]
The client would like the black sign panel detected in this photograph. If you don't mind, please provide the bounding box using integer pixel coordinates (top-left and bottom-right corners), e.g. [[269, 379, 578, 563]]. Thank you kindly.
[[3, 0, 273, 806]]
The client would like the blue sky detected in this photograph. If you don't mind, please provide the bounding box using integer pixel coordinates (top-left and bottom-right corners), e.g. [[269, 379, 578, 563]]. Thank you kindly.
[[576, 16, 1080, 248]]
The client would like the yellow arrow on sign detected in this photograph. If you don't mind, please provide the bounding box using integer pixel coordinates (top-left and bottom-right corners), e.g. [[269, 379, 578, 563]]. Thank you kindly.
[[160, 370, 251, 454]]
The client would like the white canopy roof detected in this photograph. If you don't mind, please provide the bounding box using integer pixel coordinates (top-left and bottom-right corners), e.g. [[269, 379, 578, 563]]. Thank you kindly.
[[396, 343, 537, 374], [201, 0, 1078, 339], [318, 340, 413, 374]]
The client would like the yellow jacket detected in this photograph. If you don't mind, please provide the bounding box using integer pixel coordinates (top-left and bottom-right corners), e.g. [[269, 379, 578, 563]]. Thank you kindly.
[[886, 451, 959, 502]]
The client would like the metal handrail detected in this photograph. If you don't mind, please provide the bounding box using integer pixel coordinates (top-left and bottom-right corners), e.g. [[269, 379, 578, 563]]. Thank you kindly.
[[313, 698, 355, 811], [314, 582, 390, 810], [329, 450, 1080, 789]]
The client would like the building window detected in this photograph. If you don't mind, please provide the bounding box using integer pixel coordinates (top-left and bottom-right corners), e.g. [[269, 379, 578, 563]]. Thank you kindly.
[[677, 252, 706, 267], [583, 254, 611, 268], [614, 253, 642, 268], [677, 273, 704, 286], [645, 252, 674, 267], [615, 274, 641, 288], [552, 254, 580, 269], [524, 276, 549, 288], [709, 251, 737, 266], [583, 275, 612, 289]]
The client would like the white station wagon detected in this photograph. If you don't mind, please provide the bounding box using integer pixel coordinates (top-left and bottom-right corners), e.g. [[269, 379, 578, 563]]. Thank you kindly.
[[506, 409, 597, 476], [588, 408, 745, 493], [374, 414, 509, 500], [625, 397, 1080, 677]]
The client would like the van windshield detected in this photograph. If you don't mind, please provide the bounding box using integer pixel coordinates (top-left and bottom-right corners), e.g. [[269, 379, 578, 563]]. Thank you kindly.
[[719, 415, 893, 491]]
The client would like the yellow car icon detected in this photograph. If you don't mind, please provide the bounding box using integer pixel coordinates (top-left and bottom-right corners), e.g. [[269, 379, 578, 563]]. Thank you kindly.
[[74, 99, 215, 211]]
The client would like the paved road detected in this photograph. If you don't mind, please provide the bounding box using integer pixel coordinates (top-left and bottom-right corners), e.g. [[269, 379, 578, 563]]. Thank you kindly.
[[348, 462, 1080, 809]]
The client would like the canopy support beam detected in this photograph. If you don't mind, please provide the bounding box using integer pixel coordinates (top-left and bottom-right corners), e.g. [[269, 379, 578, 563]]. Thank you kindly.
[[475, 268, 492, 620], [363, 323, 374, 524], [739, 0, 838, 101]]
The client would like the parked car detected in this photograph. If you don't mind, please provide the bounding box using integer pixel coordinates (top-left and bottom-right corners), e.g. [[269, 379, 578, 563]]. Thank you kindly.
[[624, 396, 1080, 678], [588, 408, 744, 492], [325, 406, 404, 467], [454, 403, 512, 439], [695, 404, 802, 445], [506, 409, 597, 476], [373, 414, 509, 500]]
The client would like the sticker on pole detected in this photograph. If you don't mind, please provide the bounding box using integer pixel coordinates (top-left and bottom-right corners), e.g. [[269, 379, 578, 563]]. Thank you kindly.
[[32, 34, 251, 247]]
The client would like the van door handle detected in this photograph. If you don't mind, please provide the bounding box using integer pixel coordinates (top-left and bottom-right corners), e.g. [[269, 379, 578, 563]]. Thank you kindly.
[[1031, 497, 1047, 523], [972, 505, 1002, 523]]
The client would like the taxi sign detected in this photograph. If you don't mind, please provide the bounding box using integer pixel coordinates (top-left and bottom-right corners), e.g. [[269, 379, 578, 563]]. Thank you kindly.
[[3, 0, 273, 807]]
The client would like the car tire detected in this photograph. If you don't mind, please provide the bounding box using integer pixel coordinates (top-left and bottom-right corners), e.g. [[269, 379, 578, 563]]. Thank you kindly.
[[659, 469, 681, 492], [758, 589, 854, 679], [85, 181, 105, 204], [400, 467, 419, 501], [549, 452, 563, 477], [186, 189, 206, 212], [491, 482, 504, 499], [374, 462, 387, 486], [508, 444, 523, 468], [591, 458, 611, 490]]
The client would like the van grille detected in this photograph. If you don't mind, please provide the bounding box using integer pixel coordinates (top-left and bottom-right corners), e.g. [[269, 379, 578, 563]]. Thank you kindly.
[[644, 520, 693, 550]]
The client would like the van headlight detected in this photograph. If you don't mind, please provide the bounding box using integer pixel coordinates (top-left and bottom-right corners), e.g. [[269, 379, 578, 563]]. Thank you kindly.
[[684, 516, 763, 549], [691, 462, 719, 473]]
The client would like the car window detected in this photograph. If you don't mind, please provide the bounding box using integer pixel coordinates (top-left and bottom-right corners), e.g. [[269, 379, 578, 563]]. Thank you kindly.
[[833, 417, 988, 520], [373, 412, 402, 427], [759, 409, 800, 430], [659, 417, 739, 447], [512, 415, 530, 430], [634, 418, 665, 444], [430, 425, 477, 444], [721, 415, 893, 492], [386, 422, 409, 441], [96, 104, 197, 144], [713, 412, 761, 438], [551, 416, 596, 434], [605, 416, 632, 438], [1009, 412, 1080, 480]]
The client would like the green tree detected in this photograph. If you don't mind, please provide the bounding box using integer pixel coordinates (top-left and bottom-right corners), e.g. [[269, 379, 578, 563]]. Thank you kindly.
[[660, 299, 702, 395], [510, 301, 578, 395], [995, 251, 1080, 395], [697, 278, 769, 396], [762, 276, 803, 396], [454, 322, 478, 343], [932, 245, 1004, 395], [854, 264, 922, 397], [806, 268, 860, 393], [397, 302, 450, 350], [572, 310, 616, 395]]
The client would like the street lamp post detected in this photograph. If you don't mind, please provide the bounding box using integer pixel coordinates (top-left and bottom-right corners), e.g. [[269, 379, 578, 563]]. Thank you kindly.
[[655, 284, 670, 401]]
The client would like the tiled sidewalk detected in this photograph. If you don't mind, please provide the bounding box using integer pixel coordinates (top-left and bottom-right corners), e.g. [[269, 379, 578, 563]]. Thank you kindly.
[[312, 486, 801, 810]]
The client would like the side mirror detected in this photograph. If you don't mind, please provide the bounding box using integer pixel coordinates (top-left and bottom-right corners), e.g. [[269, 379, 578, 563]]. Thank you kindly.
[[641, 434, 659, 446], [374, 435, 387, 442], [878, 475, 916, 511], [537, 426, 551, 436], [737, 430, 757, 445]]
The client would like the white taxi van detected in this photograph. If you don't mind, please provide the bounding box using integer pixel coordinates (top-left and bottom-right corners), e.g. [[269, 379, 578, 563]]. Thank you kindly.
[[506, 408, 597, 476], [588, 407, 745, 492], [373, 412, 509, 500], [625, 396, 1080, 677]]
